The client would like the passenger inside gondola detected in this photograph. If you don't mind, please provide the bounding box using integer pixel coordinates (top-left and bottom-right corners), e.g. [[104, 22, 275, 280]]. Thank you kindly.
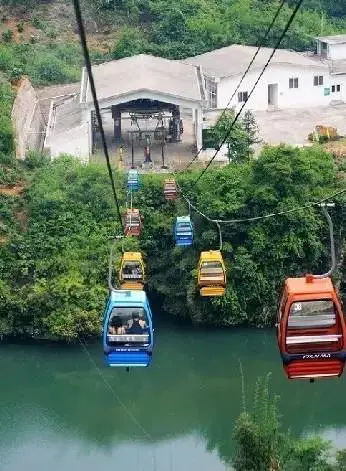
[[127, 312, 147, 333], [122, 262, 143, 280], [200, 261, 224, 282], [109, 316, 126, 334], [107, 307, 149, 345], [286, 299, 341, 353]]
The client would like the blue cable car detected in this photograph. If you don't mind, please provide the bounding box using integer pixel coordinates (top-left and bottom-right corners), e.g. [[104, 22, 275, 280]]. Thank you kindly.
[[103, 289, 154, 367], [127, 169, 140, 192], [174, 216, 194, 247]]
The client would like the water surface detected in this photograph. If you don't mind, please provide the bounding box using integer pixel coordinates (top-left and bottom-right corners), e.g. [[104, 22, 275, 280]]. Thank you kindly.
[[1, 324, 346, 470]]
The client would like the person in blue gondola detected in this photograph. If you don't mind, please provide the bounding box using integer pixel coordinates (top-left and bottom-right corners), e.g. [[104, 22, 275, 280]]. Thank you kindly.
[[109, 315, 126, 335], [127, 312, 146, 334]]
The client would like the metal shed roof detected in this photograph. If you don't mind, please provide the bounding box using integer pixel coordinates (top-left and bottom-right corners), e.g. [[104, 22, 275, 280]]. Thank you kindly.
[[316, 34, 346, 45], [81, 54, 204, 104], [184, 44, 328, 79]]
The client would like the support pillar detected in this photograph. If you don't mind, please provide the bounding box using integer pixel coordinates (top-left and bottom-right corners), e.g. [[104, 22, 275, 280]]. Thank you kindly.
[[195, 108, 203, 151], [112, 106, 122, 142]]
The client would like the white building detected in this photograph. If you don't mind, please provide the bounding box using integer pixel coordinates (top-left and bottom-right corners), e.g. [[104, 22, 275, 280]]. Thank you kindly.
[[185, 34, 346, 112]]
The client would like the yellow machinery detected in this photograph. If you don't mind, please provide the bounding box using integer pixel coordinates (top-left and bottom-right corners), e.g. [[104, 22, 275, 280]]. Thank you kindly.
[[315, 125, 337, 139], [309, 125, 338, 142], [119, 252, 145, 290], [197, 250, 226, 297]]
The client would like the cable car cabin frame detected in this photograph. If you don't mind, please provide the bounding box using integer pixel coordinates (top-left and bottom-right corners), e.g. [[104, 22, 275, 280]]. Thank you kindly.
[[103, 289, 154, 367], [174, 216, 193, 247], [276, 276, 346, 380], [164, 179, 178, 201], [119, 252, 145, 290], [124, 209, 142, 236], [197, 250, 226, 297], [127, 170, 140, 192]]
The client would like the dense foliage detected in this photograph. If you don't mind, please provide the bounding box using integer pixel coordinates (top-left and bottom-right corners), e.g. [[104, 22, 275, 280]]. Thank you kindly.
[[108, 0, 346, 59], [0, 0, 346, 88], [232, 375, 346, 471], [0, 144, 344, 340]]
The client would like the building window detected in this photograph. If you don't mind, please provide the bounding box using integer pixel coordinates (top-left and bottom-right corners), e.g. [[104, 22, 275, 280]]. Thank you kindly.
[[204, 78, 217, 109], [238, 91, 248, 103], [289, 77, 299, 89], [314, 76, 323, 86], [331, 84, 341, 93]]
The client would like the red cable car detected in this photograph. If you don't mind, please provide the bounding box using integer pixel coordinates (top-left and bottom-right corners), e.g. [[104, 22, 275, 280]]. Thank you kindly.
[[164, 179, 178, 201], [124, 209, 142, 236], [276, 275, 346, 380]]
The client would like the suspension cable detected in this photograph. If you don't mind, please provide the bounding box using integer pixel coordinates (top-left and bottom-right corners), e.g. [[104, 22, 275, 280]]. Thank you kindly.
[[177, 183, 345, 226], [194, 0, 304, 184], [72, 0, 124, 230], [184, 0, 287, 171]]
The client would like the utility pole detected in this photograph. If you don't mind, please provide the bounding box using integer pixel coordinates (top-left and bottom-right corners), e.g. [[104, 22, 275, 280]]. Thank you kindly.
[[161, 137, 168, 169], [131, 134, 135, 169]]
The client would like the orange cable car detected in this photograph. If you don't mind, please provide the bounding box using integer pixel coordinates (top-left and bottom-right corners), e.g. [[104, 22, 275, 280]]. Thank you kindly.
[[124, 209, 142, 237], [276, 204, 346, 381], [197, 250, 226, 297], [119, 252, 145, 290], [276, 276, 346, 380], [164, 179, 178, 201]]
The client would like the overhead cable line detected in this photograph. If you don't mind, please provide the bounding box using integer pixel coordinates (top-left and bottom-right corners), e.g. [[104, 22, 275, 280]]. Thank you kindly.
[[72, 0, 124, 230], [177, 185, 345, 225], [193, 0, 305, 184], [184, 0, 287, 171]]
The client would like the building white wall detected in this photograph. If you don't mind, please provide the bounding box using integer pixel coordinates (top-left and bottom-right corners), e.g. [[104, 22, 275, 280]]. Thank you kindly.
[[328, 43, 346, 61], [216, 63, 346, 111]]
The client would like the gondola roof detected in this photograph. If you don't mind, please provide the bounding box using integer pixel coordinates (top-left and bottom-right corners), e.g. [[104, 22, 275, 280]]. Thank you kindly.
[[285, 277, 334, 294]]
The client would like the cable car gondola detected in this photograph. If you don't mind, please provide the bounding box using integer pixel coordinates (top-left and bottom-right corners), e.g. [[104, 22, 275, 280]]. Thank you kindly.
[[197, 250, 226, 296], [103, 289, 154, 367], [276, 203, 346, 380], [124, 209, 142, 236], [127, 169, 140, 192], [119, 252, 145, 290], [164, 179, 178, 201], [174, 216, 193, 247], [276, 276, 346, 380]]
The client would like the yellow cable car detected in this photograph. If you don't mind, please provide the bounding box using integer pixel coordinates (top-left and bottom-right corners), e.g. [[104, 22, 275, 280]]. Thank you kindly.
[[197, 250, 226, 296], [119, 252, 145, 290]]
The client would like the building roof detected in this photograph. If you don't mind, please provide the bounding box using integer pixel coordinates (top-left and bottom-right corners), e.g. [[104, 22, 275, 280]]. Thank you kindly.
[[184, 44, 327, 78], [316, 34, 346, 45], [81, 54, 204, 104]]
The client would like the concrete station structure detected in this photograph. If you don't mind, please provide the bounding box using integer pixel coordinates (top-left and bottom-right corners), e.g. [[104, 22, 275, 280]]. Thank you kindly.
[[41, 34, 346, 162]]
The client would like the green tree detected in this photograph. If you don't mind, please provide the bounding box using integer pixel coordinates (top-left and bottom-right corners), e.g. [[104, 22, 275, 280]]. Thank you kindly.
[[111, 27, 148, 59], [209, 109, 253, 163]]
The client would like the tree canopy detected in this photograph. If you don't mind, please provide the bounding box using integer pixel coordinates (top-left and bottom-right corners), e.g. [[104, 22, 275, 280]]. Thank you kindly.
[[0, 144, 344, 340]]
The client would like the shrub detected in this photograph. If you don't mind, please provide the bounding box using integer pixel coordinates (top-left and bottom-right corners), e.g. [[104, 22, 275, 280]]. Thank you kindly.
[[2, 29, 14, 43], [0, 115, 14, 155], [24, 150, 50, 169], [30, 15, 45, 30], [0, 46, 14, 71], [17, 20, 24, 33], [9, 67, 23, 84], [36, 55, 69, 83]]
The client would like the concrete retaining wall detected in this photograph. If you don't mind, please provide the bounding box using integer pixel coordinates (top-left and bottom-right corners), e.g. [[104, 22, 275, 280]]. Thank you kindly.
[[11, 77, 46, 159]]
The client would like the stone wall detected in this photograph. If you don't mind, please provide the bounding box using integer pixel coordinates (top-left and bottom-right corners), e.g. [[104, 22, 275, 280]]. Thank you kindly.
[[11, 78, 45, 159]]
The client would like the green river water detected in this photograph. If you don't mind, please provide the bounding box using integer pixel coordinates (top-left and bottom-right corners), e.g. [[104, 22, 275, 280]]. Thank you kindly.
[[1, 322, 346, 470]]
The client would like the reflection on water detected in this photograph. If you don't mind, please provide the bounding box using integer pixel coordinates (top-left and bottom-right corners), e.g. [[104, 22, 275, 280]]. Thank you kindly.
[[0, 325, 346, 470]]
